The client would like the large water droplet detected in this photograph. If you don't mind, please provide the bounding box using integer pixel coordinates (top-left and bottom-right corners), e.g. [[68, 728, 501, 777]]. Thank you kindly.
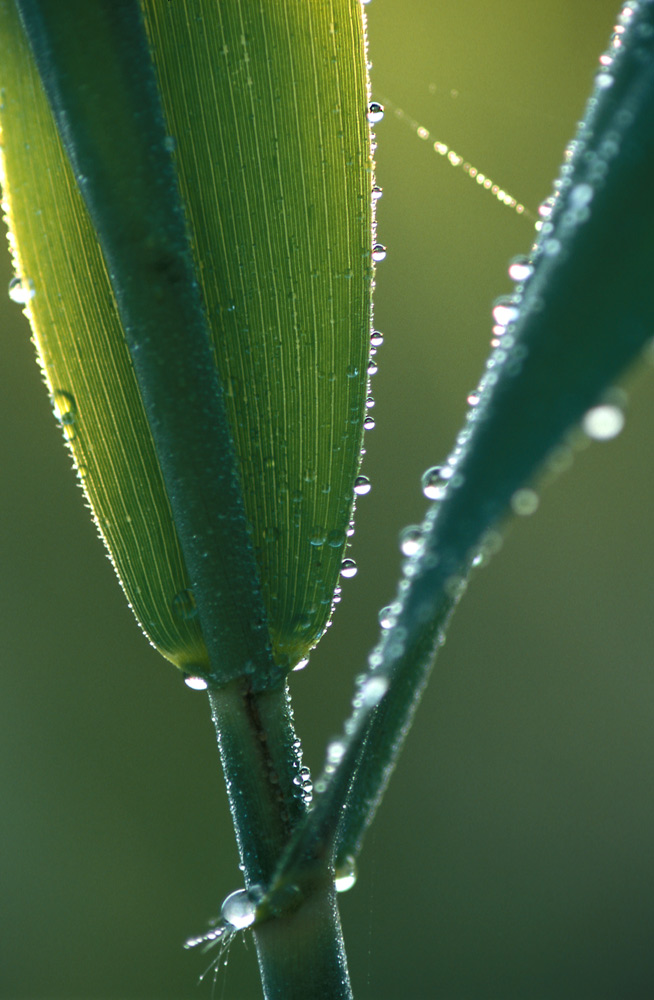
[[372, 244, 387, 262], [492, 296, 520, 327], [340, 558, 358, 579], [309, 527, 326, 546], [370, 330, 384, 347], [363, 415, 376, 430], [399, 526, 423, 557], [334, 855, 358, 893], [507, 256, 534, 283], [367, 102, 384, 124], [367, 358, 378, 375], [421, 465, 444, 500], [582, 404, 624, 440], [8, 275, 35, 303], [292, 657, 310, 672], [354, 475, 371, 496], [184, 673, 208, 691], [221, 888, 262, 930], [371, 185, 383, 201]]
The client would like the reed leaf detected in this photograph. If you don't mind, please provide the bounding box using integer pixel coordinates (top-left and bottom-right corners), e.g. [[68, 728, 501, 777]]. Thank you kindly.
[[0, 0, 373, 682]]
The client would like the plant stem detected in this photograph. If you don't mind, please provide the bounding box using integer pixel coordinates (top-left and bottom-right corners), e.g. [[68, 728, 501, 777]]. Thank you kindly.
[[207, 681, 352, 1000]]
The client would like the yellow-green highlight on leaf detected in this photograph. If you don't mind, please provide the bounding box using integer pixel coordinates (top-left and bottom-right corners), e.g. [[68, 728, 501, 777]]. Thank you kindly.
[[0, 0, 207, 675], [141, 1, 374, 666], [0, 0, 373, 672]]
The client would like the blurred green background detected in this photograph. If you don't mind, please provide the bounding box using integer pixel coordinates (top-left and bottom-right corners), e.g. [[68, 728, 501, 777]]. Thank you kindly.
[[2, 1, 654, 997]]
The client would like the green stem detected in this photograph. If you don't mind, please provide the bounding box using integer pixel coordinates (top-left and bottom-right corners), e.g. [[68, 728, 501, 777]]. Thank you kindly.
[[207, 682, 352, 1000]]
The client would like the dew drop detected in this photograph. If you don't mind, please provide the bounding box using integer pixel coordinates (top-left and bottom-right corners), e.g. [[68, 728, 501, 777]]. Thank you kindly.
[[582, 404, 624, 440], [421, 465, 445, 500], [372, 244, 387, 262], [184, 673, 208, 691], [370, 330, 384, 347], [365, 395, 375, 409], [334, 855, 358, 893], [354, 475, 371, 495], [309, 527, 326, 546], [367, 358, 378, 375], [52, 390, 77, 440], [371, 185, 383, 200], [507, 256, 534, 282], [367, 102, 384, 124], [399, 525, 423, 557], [327, 739, 346, 764], [379, 605, 395, 629], [340, 558, 358, 579], [8, 275, 35, 303], [328, 529, 345, 548], [172, 588, 198, 620], [511, 488, 539, 516], [221, 887, 262, 930], [492, 296, 520, 327], [359, 674, 389, 708], [363, 415, 376, 430], [292, 657, 310, 672]]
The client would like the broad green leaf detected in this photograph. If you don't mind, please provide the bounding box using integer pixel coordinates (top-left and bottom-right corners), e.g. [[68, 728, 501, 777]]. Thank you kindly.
[[0, 0, 373, 679]]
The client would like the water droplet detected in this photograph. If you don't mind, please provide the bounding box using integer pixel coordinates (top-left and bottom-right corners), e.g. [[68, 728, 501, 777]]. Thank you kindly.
[[163, 135, 176, 152], [367, 102, 384, 124], [511, 488, 539, 516], [507, 256, 534, 282], [492, 296, 520, 327], [372, 244, 387, 262], [354, 475, 371, 496], [379, 605, 395, 629], [399, 526, 423, 557], [221, 887, 262, 930], [543, 238, 561, 257], [421, 465, 445, 500], [346, 364, 359, 378], [172, 588, 198, 620], [340, 558, 358, 579], [467, 391, 480, 407], [334, 855, 358, 893], [363, 415, 376, 430], [365, 395, 375, 409], [570, 183, 594, 209], [328, 529, 345, 548], [367, 358, 378, 375], [184, 673, 208, 691], [52, 390, 77, 439], [582, 404, 624, 440], [309, 527, 326, 546], [371, 185, 383, 200], [8, 275, 35, 303], [359, 674, 389, 708], [370, 330, 384, 347], [327, 739, 346, 764], [292, 657, 310, 672]]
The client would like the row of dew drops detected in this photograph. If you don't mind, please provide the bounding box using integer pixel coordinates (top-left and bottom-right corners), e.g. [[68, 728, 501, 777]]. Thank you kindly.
[[185, 5, 639, 951]]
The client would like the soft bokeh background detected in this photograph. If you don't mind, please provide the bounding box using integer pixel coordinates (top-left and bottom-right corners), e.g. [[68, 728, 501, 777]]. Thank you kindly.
[[2, 1, 654, 997]]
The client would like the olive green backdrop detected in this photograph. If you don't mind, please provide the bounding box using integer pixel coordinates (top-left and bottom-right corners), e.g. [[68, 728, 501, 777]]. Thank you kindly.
[[2, 1, 653, 997]]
